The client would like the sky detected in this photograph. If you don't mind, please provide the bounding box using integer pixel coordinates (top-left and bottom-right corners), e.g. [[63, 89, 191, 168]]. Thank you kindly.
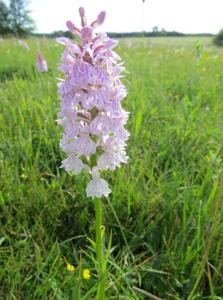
[[28, 0, 223, 34]]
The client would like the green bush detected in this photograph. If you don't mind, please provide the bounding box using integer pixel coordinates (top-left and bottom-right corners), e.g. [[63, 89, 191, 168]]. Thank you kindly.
[[213, 28, 223, 46]]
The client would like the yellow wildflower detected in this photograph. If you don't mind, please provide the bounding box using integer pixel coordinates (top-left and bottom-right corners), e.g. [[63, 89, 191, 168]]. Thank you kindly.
[[64, 256, 75, 272], [67, 263, 75, 272], [82, 268, 90, 280]]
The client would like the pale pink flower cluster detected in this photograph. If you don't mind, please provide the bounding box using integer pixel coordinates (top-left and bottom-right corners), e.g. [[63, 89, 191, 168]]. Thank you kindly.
[[57, 7, 129, 198], [18, 39, 30, 50], [36, 51, 48, 72]]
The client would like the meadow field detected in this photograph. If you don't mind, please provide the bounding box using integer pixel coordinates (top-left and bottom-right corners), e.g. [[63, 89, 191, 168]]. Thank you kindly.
[[1, 36, 223, 299]]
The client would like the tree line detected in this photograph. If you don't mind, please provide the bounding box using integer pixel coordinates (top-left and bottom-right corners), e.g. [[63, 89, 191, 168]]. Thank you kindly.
[[36, 30, 213, 39]]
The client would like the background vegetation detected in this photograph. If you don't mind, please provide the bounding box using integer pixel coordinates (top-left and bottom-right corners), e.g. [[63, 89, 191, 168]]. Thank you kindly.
[[0, 36, 223, 299], [214, 29, 223, 47], [0, 0, 34, 36]]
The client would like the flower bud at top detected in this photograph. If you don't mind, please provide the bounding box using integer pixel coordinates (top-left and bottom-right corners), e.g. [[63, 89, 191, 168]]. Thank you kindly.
[[66, 20, 80, 34], [81, 26, 93, 43], [97, 11, 106, 25], [79, 7, 87, 27]]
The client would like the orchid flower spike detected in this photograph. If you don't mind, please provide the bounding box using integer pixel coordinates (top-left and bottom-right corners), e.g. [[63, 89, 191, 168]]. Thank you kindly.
[[36, 51, 48, 72], [57, 7, 129, 198]]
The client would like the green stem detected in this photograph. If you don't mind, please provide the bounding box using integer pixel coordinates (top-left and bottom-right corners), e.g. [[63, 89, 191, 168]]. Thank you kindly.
[[95, 197, 106, 300]]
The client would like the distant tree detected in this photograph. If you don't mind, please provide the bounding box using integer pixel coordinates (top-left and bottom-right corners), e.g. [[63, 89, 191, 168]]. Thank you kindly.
[[161, 28, 167, 36], [0, 0, 10, 35], [213, 28, 223, 46], [8, 0, 34, 36], [152, 26, 159, 33]]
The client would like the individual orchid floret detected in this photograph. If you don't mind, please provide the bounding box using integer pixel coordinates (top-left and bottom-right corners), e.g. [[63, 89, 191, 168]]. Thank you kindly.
[[36, 51, 48, 72], [57, 7, 129, 198], [86, 168, 111, 198], [61, 156, 89, 174]]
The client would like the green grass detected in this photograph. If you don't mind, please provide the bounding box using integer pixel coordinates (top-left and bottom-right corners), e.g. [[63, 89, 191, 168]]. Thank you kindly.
[[1, 36, 223, 299]]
